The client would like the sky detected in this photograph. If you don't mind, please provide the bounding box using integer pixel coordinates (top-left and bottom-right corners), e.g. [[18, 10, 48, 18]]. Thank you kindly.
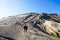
[[0, 0, 60, 18]]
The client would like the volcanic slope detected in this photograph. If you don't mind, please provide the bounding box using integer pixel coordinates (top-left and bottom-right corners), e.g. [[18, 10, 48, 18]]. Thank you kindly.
[[0, 13, 60, 40]]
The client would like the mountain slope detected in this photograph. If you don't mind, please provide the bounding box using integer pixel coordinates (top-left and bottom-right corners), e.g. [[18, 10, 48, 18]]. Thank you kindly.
[[0, 13, 60, 40]]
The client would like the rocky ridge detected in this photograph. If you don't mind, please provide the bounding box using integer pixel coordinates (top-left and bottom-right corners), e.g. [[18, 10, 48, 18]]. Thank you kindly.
[[0, 13, 60, 40]]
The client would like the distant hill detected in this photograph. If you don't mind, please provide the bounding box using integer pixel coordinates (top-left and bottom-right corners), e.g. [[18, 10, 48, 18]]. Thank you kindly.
[[0, 13, 60, 40]]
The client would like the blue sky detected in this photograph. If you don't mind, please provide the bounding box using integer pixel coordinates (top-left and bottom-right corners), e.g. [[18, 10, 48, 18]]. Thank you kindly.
[[0, 0, 60, 18]]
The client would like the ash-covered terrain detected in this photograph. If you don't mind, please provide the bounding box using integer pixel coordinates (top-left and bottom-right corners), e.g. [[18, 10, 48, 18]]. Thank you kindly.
[[0, 13, 60, 40]]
